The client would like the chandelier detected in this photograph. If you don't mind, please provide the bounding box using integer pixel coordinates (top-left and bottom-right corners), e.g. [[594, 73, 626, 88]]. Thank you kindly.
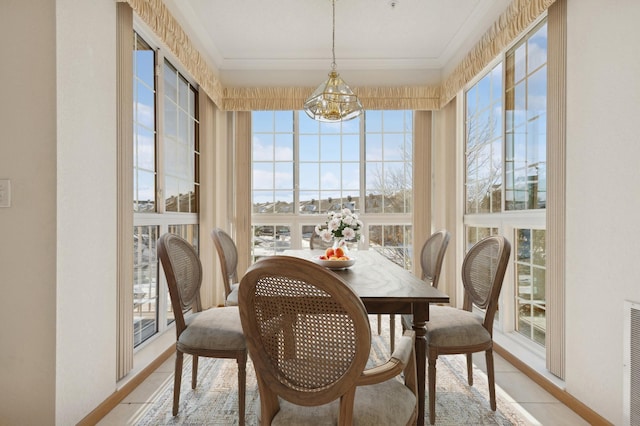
[[303, 0, 363, 122]]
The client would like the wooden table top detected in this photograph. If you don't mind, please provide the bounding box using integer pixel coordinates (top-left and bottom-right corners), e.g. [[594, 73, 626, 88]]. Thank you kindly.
[[282, 249, 450, 304]]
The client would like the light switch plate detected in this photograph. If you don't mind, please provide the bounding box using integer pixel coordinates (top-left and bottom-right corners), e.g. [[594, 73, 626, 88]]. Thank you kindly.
[[0, 179, 11, 207]]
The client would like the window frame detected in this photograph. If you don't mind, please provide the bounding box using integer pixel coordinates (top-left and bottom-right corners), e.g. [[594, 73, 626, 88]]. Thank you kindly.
[[250, 110, 413, 265], [462, 17, 549, 358], [132, 29, 200, 351]]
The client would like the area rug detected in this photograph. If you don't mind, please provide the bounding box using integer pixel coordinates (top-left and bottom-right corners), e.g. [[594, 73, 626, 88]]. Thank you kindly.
[[133, 316, 533, 425]]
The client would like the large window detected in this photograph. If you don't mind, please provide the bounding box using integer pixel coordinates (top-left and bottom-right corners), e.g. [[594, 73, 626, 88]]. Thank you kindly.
[[464, 20, 547, 350], [133, 32, 200, 348], [251, 110, 413, 268]]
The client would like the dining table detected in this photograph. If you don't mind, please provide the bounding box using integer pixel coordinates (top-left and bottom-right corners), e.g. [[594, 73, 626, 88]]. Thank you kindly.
[[282, 249, 450, 426]]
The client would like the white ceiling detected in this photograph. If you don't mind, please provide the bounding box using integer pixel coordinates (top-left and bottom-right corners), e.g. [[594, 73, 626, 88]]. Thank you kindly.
[[162, 0, 512, 87]]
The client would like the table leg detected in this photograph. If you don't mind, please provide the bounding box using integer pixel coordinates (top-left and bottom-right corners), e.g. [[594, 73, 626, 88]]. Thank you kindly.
[[412, 302, 428, 426]]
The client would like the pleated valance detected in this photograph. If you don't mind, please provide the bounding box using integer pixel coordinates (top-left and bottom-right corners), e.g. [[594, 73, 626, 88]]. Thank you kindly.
[[223, 86, 441, 111], [121, 0, 555, 111]]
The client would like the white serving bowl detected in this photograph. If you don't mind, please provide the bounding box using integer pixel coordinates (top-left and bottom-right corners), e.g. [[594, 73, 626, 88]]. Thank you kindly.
[[310, 256, 356, 270]]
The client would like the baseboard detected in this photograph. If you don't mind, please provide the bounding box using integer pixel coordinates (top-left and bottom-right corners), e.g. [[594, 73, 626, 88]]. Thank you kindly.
[[77, 345, 175, 426], [493, 343, 612, 426]]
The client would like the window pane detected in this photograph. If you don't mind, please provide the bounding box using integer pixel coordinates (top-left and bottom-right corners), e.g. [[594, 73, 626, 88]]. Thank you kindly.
[[506, 22, 547, 212], [274, 162, 293, 190], [320, 163, 341, 190], [252, 224, 291, 260], [300, 135, 319, 161], [274, 111, 293, 132], [275, 134, 294, 161], [365, 111, 412, 214], [253, 163, 274, 190], [320, 135, 341, 161], [515, 228, 546, 346], [369, 224, 413, 270], [133, 225, 158, 347], [252, 111, 274, 132], [253, 134, 274, 161], [299, 163, 320, 190]]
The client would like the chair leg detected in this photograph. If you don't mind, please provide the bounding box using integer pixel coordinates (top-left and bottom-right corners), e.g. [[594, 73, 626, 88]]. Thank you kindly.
[[238, 352, 247, 426], [466, 353, 473, 386], [173, 351, 184, 416], [486, 348, 497, 411], [428, 356, 437, 425], [192, 355, 199, 389], [389, 314, 395, 353], [377, 314, 382, 335]]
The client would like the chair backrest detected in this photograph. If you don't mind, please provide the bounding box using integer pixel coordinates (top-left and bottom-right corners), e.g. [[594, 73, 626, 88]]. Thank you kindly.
[[157, 233, 203, 336], [210, 228, 239, 297], [309, 232, 333, 250], [461, 235, 511, 334], [420, 229, 451, 288], [238, 256, 371, 408]]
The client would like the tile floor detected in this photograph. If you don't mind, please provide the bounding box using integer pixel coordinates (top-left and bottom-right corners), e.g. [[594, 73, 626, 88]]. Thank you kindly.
[[99, 350, 589, 425]]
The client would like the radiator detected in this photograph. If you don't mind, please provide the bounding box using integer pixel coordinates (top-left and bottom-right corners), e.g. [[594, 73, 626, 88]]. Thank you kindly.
[[624, 300, 640, 425]]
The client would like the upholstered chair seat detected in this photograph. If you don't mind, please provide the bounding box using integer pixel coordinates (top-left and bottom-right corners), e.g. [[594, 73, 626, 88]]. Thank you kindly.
[[424, 307, 490, 348], [180, 306, 245, 353], [267, 375, 417, 426]]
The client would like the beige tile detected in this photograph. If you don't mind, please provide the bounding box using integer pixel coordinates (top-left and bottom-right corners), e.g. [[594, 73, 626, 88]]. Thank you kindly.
[[155, 353, 177, 373], [473, 352, 520, 373], [494, 371, 560, 403], [97, 403, 152, 426], [514, 402, 590, 425], [122, 371, 173, 403]]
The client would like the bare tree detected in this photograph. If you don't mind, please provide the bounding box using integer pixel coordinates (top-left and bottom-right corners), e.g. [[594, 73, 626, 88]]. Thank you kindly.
[[465, 113, 502, 213]]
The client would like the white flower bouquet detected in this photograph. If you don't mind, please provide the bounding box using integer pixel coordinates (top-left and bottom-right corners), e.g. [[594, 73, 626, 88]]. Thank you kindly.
[[315, 208, 363, 243]]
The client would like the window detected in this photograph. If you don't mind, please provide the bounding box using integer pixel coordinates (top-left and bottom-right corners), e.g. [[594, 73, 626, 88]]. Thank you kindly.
[[251, 110, 413, 267], [464, 20, 547, 349], [133, 32, 200, 348]]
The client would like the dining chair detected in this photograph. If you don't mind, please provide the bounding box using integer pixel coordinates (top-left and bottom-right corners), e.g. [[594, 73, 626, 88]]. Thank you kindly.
[[424, 235, 511, 425], [382, 229, 450, 352], [157, 233, 247, 424], [238, 255, 419, 426], [211, 227, 240, 306], [308, 231, 333, 250]]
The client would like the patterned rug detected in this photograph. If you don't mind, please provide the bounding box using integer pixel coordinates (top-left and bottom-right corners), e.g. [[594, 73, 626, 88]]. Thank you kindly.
[[132, 316, 534, 425]]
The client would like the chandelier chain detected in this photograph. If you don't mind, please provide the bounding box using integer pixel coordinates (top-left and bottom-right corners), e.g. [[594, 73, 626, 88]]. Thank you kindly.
[[331, 0, 336, 70]]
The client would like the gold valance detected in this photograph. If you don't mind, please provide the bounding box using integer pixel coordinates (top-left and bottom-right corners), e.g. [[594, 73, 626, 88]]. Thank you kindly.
[[123, 0, 224, 106], [223, 86, 440, 111], [124, 0, 554, 111]]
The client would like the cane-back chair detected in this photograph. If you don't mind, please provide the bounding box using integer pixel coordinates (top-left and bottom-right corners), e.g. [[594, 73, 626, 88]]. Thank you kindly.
[[424, 235, 511, 424], [158, 233, 247, 424], [211, 227, 240, 306], [239, 256, 418, 425], [381, 230, 450, 352]]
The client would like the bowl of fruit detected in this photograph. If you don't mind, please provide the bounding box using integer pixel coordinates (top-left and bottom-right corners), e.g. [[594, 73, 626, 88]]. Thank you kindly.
[[311, 247, 356, 270]]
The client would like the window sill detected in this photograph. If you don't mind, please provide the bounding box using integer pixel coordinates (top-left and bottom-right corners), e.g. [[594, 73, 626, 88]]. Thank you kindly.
[[493, 328, 567, 390]]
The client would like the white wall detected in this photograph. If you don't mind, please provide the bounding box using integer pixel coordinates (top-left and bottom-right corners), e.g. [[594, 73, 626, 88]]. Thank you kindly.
[[55, 0, 118, 424], [565, 0, 640, 423], [2, 1, 120, 424], [0, 2, 57, 424]]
